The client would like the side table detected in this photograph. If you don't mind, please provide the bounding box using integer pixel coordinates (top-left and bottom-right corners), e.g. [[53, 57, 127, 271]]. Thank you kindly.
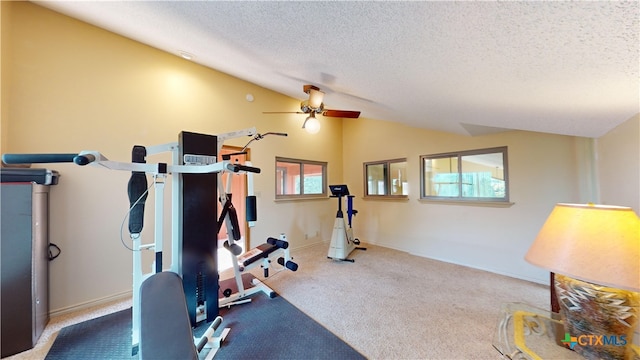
[[493, 302, 580, 360], [493, 302, 640, 360]]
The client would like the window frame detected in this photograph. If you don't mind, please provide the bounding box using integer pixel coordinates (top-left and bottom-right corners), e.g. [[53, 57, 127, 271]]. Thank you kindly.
[[363, 158, 408, 199], [420, 146, 509, 203], [275, 157, 327, 199]]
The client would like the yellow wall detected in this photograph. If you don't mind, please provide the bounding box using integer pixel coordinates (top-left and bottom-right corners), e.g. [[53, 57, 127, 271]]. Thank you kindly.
[[1, 2, 10, 155], [341, 117, 591, 280], [2, 2, 342, 312]]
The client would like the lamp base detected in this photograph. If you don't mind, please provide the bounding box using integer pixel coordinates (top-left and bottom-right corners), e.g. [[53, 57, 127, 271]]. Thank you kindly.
[[554, 274, 639, 360]]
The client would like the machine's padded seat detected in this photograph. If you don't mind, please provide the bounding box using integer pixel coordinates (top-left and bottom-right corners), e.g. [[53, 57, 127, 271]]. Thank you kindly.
[[140, 272, 198, 360], [237, 243, 278, 267]]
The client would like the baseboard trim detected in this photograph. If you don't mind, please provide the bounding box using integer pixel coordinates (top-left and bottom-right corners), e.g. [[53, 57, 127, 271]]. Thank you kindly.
[[49, 242, 323, 317], [291, 240, 326, 251], [49, 290, 132, 318], [409, 251, 548, 286], [370, 240, 548, 286]]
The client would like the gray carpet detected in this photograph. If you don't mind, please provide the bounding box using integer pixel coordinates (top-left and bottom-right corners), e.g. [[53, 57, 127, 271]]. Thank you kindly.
[[45, 286, 365, 360]]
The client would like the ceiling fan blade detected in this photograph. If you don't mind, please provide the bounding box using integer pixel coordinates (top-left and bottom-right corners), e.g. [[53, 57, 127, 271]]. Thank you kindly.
[[263, 111, 306, 115], [322, 109, 361, 118]]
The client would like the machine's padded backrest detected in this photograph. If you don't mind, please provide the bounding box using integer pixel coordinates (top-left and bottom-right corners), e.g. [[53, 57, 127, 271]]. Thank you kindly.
[[139, 271, 198, 360]]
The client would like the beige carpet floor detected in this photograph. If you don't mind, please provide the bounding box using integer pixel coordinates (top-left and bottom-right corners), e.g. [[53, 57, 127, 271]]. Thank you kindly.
[[5, 242, 549, 359], [258, 243, 548, 359]]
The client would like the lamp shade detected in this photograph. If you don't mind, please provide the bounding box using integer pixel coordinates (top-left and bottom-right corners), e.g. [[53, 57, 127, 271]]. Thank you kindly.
[[525, 203, 640, 291]]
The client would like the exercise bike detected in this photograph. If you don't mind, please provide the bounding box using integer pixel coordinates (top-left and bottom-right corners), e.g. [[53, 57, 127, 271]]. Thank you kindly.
[[327, 184, 366, 262]]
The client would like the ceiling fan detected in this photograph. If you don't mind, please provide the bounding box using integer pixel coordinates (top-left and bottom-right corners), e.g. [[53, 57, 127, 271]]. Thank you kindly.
[[264, 85, 361, 134]]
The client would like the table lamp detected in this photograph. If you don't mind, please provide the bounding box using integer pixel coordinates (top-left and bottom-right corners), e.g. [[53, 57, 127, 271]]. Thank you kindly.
[[525, 203, 640, 360]]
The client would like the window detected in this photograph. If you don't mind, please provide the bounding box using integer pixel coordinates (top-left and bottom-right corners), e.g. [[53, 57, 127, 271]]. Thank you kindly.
[[420, 147, 509, 202], [276, 157, 327, 199], [364, 158, 408, 197]]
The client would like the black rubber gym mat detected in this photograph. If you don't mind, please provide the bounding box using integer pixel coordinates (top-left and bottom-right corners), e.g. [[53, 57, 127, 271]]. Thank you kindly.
[[45, 278, 364, 360]]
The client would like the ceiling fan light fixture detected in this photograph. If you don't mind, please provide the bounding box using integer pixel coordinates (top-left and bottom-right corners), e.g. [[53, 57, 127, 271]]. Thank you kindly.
[[308, 88, 325, 109], [263, 85, 360, 129], [302, 113, 321, 134]]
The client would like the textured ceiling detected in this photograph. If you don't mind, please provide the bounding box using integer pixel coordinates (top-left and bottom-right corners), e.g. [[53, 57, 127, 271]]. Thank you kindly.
[[37, 1, 639, 138]]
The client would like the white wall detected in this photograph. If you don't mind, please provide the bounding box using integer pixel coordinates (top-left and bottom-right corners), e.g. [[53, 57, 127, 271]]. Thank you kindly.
[[597, 114, 640, 213]]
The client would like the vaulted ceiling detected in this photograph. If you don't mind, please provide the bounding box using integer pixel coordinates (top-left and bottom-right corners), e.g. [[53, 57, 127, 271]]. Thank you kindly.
[[37, 1, 639, 138]]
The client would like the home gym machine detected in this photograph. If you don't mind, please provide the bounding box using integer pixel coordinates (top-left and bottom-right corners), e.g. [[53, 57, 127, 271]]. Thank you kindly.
[[327, 184, 366, 262], [2, 127, 288, 359], [216, 139, 298, 308], [219, 232, 298, 308]]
